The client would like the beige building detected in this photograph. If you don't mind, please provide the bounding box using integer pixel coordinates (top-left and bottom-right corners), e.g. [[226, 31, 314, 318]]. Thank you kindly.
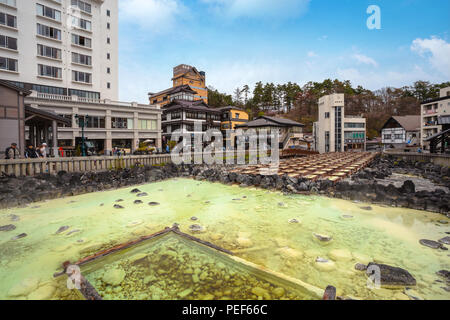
[[25, 91, 162, 155], [313, 93, 366, 153], [421, 86, 450, 149]]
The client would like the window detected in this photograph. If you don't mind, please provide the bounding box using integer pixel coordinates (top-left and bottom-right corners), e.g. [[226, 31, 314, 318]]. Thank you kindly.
[[69, 89, 99, 99], [107, 67, 110, 74], [72, 52, 92, 66], [38, 64, 61, 78], [37, 44, 61, 59], [71, 0, 91, 14], [32, 84, 64, 95], [107, 22, 110, 29], [107, 53, 110, 59], [72, 70, 92, 83], [394, 134, 403, 140], [107, 82, 110, 89], [325, 112, 330, 119], [0, 35, 17, 50], [36, 4, 61, 22], [107, 10, 111, 17], [79, 116, 105, 128], [383, 134, 391, 140], [139, 120, 157, 130], [37, 23, 61, 40], [111, 117, 132, 129], [0, 12, 16, 28], [0, 56, 17, 71], [71, 34, 91, 48], [107, 37, 110, 44], [0, 0, 16, 7], [235, 113, 240, 119], [344, 123, 365, 128], [72, 17, 91, 31], [171, 112, 181, 120]]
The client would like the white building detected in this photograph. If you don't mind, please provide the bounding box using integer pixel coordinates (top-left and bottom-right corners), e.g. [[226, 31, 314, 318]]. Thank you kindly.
[[421, 87, 450, 149], [381, 115, 421, 149], [313, 93, 366, 153], [0, 0, 118, 100]]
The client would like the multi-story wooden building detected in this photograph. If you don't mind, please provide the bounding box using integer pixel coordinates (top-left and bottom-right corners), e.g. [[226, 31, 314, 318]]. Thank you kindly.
[[149, 64, 208, 107]]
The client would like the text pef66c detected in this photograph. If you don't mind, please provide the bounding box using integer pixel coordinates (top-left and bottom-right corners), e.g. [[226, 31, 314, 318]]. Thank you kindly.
[[226, 305, 268, 315]]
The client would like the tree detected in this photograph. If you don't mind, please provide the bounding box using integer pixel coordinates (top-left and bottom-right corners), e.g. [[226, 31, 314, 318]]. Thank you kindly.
[[207, 86, 233, 108], [233, 87, 243, 106]]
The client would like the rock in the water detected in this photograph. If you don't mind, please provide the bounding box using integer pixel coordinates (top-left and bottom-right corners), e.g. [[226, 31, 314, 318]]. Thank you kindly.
[[251, 287, 271, 300], [55, 226, 70, 234], [419, 239, 446, 250], [190, 217, 198, 221], [360, 206, 373, 211], [66, 229, 81, 236], [189, 224, 205, 233], [313, 233, 333, 242], [115, 199, 124, 202], [134, 200, 143, 204], [0, 224, 16, 232], [436, 270, 450, 282], [130, 188, 141, 193], [438, 237, 450, 245], [137, 192, 148, 197], [114, 204, 124, 209], [103, 268, 126, 286], [288, 219, 300, 224], [403, 288, 423, 300], [148, 202, 160, 206], [366, 263, 416, 287], [323, 285, 337, 300], [315, 257, 336, 271], [7, 278, 40, 297], [355, 263, 367, 271], [11, 233, 27, 240]]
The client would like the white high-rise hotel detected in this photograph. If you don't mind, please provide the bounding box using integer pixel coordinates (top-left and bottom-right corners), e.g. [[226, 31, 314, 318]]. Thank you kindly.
[[0, 0, 162, 156], [0, 0, 118, 100]]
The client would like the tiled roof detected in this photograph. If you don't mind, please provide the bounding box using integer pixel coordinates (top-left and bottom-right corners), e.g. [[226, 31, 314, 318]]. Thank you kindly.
[[236, 116, 304, 128]]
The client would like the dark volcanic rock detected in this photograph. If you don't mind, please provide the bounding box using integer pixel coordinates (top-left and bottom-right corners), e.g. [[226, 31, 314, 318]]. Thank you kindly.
[[366, 263, 416, 287], [55, 226, 70, 234], [355, 263, 367, 271], [11, 233, 27, 240], [113, 204, 124, 209], [148, 202, 160, 206], [399, 180, 416, 194], [419, 239, 446, 250], [438, 237, 450, 245], [130, 188, 141, 193], [134, 200, 143, 204], [0, 224, 16, 232], [137, 192, 148, 197]]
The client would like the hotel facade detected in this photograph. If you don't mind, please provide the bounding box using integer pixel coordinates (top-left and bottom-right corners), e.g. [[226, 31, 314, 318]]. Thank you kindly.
[[0, 0, 162, 156], [421, 87, 450, 149]]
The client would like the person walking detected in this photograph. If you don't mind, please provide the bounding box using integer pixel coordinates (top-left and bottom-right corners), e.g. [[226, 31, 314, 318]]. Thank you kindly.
[[5, 143, 20, 159], [24, 144, 39, 159], [38, 143, 48, 158]]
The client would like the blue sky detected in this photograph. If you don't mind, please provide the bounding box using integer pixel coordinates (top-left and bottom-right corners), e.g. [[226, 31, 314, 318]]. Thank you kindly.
[[118, 0, 450, 103]]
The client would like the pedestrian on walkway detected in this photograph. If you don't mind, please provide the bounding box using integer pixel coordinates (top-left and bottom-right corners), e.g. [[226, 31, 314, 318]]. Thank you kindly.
[[5, 143, 20, 159]]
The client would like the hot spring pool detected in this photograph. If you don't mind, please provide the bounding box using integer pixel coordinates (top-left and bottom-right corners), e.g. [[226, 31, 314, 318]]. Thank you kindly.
[[0, 178, 449, 300]]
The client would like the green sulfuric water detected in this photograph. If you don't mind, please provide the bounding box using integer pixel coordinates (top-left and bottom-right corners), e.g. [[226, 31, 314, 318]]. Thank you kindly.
[[80, 233, 319, 300], [0, 178, 449, 300]]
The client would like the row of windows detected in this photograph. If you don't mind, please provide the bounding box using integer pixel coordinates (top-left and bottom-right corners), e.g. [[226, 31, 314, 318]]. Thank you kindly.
[[71, 0, 91, 14], [37, 23, 61, 40], [72, 70, 91, 83], [383, 134, 403, 140], [0, 56, 17, 71], [33, 84, 64, 95], [38, 64, 61, 78], [344, 122, 365, 128], [72, 34, 91, 48], [36, 3, 61, 22], [111, 117, 133, 129], [0, 34, 16, 50], [0, 0, 16, 7], [72, 17, 91, 31], [0, 11, 16, 28], [37, 44, 61, 60], [72, 52, 91, 66], [4, 81, 100, 99]]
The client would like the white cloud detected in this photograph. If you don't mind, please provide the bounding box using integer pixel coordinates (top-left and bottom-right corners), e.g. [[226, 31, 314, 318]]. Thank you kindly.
[[352, 54, 378, 67], [201, 0, 310, 19], [411, 37, 450, 78], [119, 0, 187, 33], [307, 51, 317, 58]]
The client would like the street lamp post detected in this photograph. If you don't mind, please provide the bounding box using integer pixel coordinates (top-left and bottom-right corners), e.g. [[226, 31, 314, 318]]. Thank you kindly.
[[75, 114, 89, 157]]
